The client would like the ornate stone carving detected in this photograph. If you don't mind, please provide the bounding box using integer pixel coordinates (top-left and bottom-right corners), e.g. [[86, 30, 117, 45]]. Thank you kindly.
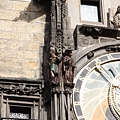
[[52, 86, 60, 93], [0, 83, 41, 95], [50, 0, 71, 52], [87, 51, 94, 59], [106, 45, 120, 52], [108, 5, 120, 29], [64, 84, 74, 94], [113, 5, 120, 28], [50, 0, 56, 47], [85, 27, 103, 39], [63, 50, 76, 84], [56, 29, 63, 57], [49, 46, 60, 85], [61, 0, 66, 19], [74, 25, 120, 49], [49, 1, 75, 119]]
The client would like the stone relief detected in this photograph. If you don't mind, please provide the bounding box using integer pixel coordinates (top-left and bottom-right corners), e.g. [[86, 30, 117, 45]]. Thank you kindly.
[[109, 5, 120, 29], [49, 47, 76, 87], [63, 50, 76, 84], [0, 83, 41, 95], [113, 5, 120, 28], [49, 46, 60, 86]]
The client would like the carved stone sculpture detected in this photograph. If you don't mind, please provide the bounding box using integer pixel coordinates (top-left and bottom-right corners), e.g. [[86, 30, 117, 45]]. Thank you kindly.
[[113, 5, 120, 28], [63, 50, 76, 84], [0, 83, 41, 95], [49, 46, 60, 85]]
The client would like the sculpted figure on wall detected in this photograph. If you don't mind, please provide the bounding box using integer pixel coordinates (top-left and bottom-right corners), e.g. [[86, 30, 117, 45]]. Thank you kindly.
[[63, 50, 76, 84], [113, 5, 120, 28], [49, 46, 60, 85], [49, 47, 76, 87]]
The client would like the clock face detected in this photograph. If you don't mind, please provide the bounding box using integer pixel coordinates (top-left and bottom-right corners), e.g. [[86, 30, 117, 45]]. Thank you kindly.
[[73, 52, 120, 120]]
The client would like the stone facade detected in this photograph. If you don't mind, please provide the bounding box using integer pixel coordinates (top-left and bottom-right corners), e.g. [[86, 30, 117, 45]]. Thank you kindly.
[[0, 0, 50, 119], [0, 0, 120, 120], [0, 0, 49, 80]]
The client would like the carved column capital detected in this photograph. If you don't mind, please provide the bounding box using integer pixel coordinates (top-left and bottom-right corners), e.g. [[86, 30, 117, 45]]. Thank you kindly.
[[52, 86, 61, 94]]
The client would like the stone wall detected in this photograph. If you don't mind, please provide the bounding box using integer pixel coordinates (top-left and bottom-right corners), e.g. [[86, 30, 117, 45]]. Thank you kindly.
[[111, 0, 120, 8], [0, 0, 49, 80]]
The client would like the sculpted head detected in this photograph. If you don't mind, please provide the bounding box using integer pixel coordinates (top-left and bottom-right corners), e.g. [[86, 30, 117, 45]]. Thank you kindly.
[[117, 5, 120, 13]]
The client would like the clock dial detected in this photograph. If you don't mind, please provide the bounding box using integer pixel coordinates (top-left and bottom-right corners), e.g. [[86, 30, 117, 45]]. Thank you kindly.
[[73, 53, 120, 120], [109, 85, 120, 119]]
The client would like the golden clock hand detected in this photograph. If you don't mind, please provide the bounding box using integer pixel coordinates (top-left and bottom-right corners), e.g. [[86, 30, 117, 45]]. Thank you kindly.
[[95, 62, 117, 86], [108, 69, 120, 87], [108, 69, 115, 77]]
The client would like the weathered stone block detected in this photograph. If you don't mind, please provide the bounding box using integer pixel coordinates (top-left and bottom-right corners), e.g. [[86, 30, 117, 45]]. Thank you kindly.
[[2, 58, 23, 69], [26, 42, 40, 51], [26, 23, 45, 33], [15, 51, 24, 59], [12, 1, 30, 11], [20, 33, 33, 41], [12, 22, 27, 32], [33, 33, 44, 43], [0, 9, 15, 20], [0, 0, 48, 80], [6, 41, 26, 51], [24, 51, 39, 59], [0, 20, 12, 31], [22, 69, 37, 79], [0, 31, 20, 40], [23, 59, 39, 69], [0, 0, 13, 10]]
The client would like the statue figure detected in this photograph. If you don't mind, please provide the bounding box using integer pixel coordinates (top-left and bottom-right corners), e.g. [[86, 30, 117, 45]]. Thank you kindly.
[[113, 5, 120, 28], [63, 50, 76, 84], [49, 46, 60, 85]]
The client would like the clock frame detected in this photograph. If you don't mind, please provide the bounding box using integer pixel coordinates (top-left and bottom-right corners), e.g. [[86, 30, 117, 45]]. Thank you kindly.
[[73, 44, 120, 120]]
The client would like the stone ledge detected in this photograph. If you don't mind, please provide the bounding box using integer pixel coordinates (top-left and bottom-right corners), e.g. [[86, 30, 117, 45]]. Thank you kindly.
[[74, 25, 120, 49]]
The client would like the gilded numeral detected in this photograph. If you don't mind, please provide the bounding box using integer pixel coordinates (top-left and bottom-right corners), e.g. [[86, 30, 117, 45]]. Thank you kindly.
[[78, 76, 84, 81], [78, 115, 85, 119], [95, 58, 101, 63], [85, 67, 91, 72]]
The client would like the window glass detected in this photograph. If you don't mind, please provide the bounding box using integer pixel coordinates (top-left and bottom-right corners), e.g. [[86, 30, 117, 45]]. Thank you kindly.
[[81, 0, 101, 22]]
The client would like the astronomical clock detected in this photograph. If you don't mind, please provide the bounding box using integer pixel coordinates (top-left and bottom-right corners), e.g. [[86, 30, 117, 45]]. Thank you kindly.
[[73, 44, 120, 120]]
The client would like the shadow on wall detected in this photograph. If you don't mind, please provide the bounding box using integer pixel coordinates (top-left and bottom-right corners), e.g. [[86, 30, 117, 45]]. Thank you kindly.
[[13, 0, 49, 23], [13, 0, 51, 119]]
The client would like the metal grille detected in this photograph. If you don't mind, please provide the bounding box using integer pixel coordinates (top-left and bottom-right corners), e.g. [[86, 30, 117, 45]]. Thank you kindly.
[[9, 113, 29, 119]]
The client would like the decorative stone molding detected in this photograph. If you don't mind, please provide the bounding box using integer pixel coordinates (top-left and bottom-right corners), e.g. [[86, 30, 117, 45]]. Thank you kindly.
[[0, 83, 42, 95], [0, 78, 43, 96], [106, 45, 120, 52], [50, 0, 72, 55], [87, 51, 94, 59], [74, 25, 120, 49]]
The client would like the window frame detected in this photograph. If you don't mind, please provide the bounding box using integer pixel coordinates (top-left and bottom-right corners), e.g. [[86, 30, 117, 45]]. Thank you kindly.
[[9, 105, 31, 119], [79, 0, 105, 26]]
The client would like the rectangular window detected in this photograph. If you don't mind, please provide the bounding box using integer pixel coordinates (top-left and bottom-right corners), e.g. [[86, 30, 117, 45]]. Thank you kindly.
[[80, 0, 102, 23]]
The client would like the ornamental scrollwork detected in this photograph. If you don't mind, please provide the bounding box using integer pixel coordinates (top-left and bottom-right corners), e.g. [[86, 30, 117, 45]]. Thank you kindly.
[[0, 84, 42, 95], [106, 45, 120, 52]]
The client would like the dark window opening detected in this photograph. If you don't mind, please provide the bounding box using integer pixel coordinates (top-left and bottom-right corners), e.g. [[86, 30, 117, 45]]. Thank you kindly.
[[9, 106, 31, 120], [81, 0, 102, 22]]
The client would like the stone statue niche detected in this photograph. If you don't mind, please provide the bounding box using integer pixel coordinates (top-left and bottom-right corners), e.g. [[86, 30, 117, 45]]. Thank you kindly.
[[108, 5, 120, 29]]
